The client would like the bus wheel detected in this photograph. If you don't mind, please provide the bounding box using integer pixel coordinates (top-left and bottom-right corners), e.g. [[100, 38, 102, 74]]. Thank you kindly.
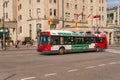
[[96, 47, 100, 52], [59, 48, 65, 55]]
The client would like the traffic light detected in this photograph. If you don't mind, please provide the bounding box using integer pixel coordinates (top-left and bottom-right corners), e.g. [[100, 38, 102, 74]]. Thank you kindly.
[[74, 21, 78, 27], [48, 19, 51, 25]]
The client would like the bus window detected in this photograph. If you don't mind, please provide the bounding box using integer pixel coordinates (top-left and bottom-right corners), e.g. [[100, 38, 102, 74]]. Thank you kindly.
[[99, 38, 104, 43], [79, 37, 84, 44], [84, 37, 91, 44], [67, 37, 71, 45], [91, 37, 96, 43], [71, 37, 75, 44], [64, 36, 71, 45], [74, 37, 79, 44], [95, 37, 104, 43], [51, 36, 60, 45], [39, 36, 50, 44], [60, 37, 64, 45]]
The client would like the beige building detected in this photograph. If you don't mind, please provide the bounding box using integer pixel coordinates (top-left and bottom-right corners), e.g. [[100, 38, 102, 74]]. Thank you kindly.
[[0, 0, 114, 44], [0, 0, 17, 43], [107, 6, 120, 44]]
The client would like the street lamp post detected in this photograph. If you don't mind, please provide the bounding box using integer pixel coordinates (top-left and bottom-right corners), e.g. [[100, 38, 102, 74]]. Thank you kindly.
[[62, 0, 64, 28], [2, 0, 9, 50]]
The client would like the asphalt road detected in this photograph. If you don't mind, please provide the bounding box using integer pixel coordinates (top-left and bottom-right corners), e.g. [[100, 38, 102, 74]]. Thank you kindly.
[[0, 48, 120, 80]]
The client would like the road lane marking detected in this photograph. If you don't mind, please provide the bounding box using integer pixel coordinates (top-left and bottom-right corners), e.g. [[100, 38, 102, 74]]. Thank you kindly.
[[21, 77, 36, 80], [98, 64, 106, 67], [45, 73, 57, 77], [109, 62, 117, 65], [85, 66, 96, 69], [68, 69, 78, 72]]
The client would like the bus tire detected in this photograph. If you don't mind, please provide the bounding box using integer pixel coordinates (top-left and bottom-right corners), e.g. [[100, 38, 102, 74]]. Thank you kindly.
[[59, 47, 65, 55], [96, 47, 100, 52]]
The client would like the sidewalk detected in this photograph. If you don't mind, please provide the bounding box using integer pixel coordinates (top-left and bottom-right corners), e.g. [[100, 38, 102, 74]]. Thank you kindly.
[[108, 44, 120, 50], [108, 44, 120, 47], [0, 45, 36, 51]]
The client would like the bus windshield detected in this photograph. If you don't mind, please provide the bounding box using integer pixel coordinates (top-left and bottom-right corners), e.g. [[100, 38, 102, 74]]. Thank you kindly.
[[38, 36, 50, 44]]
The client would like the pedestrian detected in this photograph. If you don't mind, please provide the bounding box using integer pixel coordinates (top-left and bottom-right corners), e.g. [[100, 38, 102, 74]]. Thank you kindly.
[[15, 40, 18, 48], [0, 40, 1, 49], [1, 40, 3, 49]]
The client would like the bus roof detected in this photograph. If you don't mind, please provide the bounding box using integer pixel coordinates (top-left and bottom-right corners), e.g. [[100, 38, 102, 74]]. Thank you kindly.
[[45, 30, 73, 33], [42, 30, 86, 36], [41, 30, 106, 37], [94, 33, 106, 37]]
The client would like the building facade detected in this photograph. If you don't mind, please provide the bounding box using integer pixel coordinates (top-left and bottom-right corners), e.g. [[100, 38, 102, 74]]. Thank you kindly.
[[107, 6, 120, 44], [0, 0, 17, 43], [0, 0, 114, 45]]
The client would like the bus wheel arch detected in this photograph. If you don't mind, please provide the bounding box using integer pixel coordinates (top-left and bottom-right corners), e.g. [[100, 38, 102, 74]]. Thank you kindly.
[[58, 46, 65, 55]]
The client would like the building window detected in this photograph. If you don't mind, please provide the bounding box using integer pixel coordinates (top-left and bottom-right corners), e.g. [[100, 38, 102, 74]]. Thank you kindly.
[[49, 0, 52, 3], [90, 6, 93, 11], [18, 16, 19, 20], [29, 0, 31, 4], [3, 2, 8, 8], [29, 9, 32, 17], [50, 9, 52, 16], [65, 13, 70, 18], [83, 6, 85, 11], [74, 14, 78, 20], [66, 3, 70, 8], [20, 26, 22, 33], [99, 7, 101, 11], [54, 9, 56, 16], [75, 4, 77, 9], [29, 24, 32, 37], [20, 15, 22, 20], [36, 23, 41, 34], [99, 0, 101, 3], [83, 0, 85, 3], [37, 0, 40, 2], [102, 7, 104, 12], [102, 0, 103, 3], [37, 8, 41, 16], [50, 24, 56, 30], [6, 13, 8, 19], [19, 4, 22, 9], [90, 0, 93, 3], [102, 15, 104, 20], [54, 0, 56, 3]]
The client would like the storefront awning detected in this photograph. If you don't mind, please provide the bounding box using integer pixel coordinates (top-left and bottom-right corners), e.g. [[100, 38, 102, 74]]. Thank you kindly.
[[0, 27, 9, 35]]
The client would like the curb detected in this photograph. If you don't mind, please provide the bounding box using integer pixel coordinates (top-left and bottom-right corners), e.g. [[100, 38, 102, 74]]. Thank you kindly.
[[0, 47, 36, 51]]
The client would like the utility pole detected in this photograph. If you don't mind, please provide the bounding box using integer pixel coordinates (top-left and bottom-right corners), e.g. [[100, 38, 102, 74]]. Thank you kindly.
[[62, 0, 64, 28], [2, 2, 6, 50]]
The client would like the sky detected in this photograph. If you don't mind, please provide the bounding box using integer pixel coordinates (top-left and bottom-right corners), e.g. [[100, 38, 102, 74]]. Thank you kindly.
[[107, 0, 120, 7]]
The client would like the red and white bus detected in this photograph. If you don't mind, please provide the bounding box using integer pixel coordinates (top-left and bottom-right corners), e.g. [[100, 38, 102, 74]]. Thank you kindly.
[[37, 30, 108, 54]]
